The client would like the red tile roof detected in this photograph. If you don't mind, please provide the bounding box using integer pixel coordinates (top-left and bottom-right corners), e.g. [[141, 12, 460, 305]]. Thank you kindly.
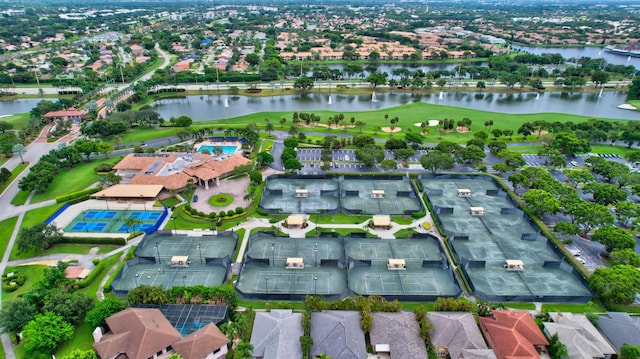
[[173, 323, 229, 359], [43, 109, 88, 118], [479, 310, 548, 359]]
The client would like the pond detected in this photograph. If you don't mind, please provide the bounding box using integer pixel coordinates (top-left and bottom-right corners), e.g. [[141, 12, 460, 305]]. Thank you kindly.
[[512, 45, 640, 68], [0, 98, 44, 116], [151, 91, 639, 121]]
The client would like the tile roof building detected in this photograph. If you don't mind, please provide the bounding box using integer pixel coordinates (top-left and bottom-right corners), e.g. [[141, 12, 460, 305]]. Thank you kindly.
[[597, 312, 640, 352], [543, 312, 616, 359], [478, 310, 549, 359], [370, 311, 428, 359], [428, 312, 496, 359], [114, 153, 250, 191], [93, 308, 229, 359], [43, 108, 88, 123], [250, 309, 303, 359]]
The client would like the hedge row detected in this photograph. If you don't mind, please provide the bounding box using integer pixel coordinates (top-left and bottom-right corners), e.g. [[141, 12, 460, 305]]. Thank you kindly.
[[103, 247, 137, 294], [56, 187, 101, 203], [61, 237, 126, 245], [77, 260, 104, 288]]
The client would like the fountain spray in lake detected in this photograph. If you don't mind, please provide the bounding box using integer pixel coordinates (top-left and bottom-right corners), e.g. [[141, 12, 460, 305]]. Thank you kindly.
[[599, 88, 604, 98], [536, 93, 540, 100], [224, 97, 229, 108], [439, 91, 444, 100], [328, 95, 332, 105], [371, 92, 378, 102]]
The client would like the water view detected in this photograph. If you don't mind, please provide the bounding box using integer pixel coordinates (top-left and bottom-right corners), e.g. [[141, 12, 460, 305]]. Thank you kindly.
[[151, 91, 638, 121], [0, 98, 45, 116]]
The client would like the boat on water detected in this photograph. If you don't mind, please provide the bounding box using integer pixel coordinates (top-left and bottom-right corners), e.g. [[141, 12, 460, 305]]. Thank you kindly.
[[604, 44, 640, 58]]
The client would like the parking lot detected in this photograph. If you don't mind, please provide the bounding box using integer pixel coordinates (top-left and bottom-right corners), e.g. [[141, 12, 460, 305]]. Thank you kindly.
[[296, 148, 430, 174]]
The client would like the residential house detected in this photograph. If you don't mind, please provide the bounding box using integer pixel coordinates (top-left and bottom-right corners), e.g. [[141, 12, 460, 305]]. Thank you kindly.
[[310, 311, 367, 359], [93, 308, 228, 359], [479, 310, 549, 359], [598, 312, 640, 352], [250, 309, 303, 359], [370, 312, 428, 359], [543, 312, 616, 359], [428, 312, 496, 359], [43, 108, 88, 124]]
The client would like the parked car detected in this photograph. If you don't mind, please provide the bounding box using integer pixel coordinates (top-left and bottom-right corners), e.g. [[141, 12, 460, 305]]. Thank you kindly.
[[576, 257, 586, 265], [193, 195, 198, 202]]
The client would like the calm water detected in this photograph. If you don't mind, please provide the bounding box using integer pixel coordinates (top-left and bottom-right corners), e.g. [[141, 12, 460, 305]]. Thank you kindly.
[[513, 45, 640, 68], [0, 98, 44, 116], [151, 91, 639, 121]]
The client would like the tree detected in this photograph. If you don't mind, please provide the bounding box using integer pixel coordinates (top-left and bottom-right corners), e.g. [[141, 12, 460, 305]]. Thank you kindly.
[[74, 138, 97, 162], [394, 148, 415, 162], [620, 344, 640, 359], [85, 298, 128, 330], [61, 349, 98, 359], [256, 151, 274, 167], [353, 135, 375, 148], [461, 145, 485, 165], [552, 132, 590, 156], [498, 151, 526, 170], [0, 297, 36, 334], [22, 311, 74, 355], [293, 76, 314, 92], [245, 53, 261, 67], [175, 116, 193, 128], [420, 151, 454, 174], [615, 200, 639, 227], [249, 171, 263, 184], [591, 71, 610, 87], [591, 225, 636, 253], [517, 122, 535, 139], [355, 145, 385, 167], [487, 141, 507, 156], [366, 71, 388, 88], [0, 121, 13, 133], [283, 137, 299, 148], [284, 158, 302, 171], [234, 341, 254, 359], [17, 223, 63, 253], [548, 333, 568, 359], [564, 169, 593, 187], [0, 167, 10, 183], [404, 132, 424, 148], [583, 182, 627, 205], [43, 290, 94, 325], [523, 189, 560, 217], [380, 159, 397, 171], [569, 201, 614, 234], [629, 77, 640, 99], [610, 249, 640, 267], [96, 142, 114, 159], [12, 143, 26, 164], [590, 265, 640, 308]]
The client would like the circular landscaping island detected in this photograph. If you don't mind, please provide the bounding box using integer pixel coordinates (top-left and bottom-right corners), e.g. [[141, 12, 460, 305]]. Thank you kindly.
[[208, 194, 234, 207]]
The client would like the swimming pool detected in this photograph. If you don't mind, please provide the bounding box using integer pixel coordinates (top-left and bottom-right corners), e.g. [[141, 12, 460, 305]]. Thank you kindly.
[[197, 145, 237, 154]]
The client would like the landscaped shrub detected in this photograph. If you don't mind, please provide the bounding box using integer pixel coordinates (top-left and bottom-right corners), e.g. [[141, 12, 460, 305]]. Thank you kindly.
[[93, 163, 114, 173], [189, 207, 198, 215], [61, 237, 126, 245], [184, 204, 192, 211], [411, 210, 426, 218], [235, 207, 244, 214], [208, 212, 216, 219], [421, 222, 432, 230], [77, 260, 104, 288], [256, 208, 268, 216], [55, 187, 101, 203]]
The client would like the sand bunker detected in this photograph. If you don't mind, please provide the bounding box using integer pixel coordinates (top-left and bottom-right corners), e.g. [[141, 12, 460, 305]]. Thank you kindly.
[[381, 127, 402, 133]]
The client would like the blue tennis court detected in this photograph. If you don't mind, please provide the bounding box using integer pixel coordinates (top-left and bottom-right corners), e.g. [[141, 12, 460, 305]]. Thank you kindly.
[[71, 222, 107, 231], [84, 211, 117, 219], [118, 223, 154, 232], [128, 212, 162, 221]]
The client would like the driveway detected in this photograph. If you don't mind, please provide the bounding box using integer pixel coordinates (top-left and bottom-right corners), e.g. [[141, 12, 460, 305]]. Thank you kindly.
[[191, 175, 251, 215]]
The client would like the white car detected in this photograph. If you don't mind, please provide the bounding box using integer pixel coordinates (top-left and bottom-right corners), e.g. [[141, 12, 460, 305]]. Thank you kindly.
[[576, 258, 586, 265]]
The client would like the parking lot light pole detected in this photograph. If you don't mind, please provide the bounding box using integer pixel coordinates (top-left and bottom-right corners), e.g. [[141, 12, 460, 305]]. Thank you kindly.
[[314, 242, 318, 267], [270, 243, 275, 266], [182, 274, 187, 286], [265, 276, 269, 297], [197, 242, 203, 264], [314, 276, 318, 295], [154, 242, 161, 264]]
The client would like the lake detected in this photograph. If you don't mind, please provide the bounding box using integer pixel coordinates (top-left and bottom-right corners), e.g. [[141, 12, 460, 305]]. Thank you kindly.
[[513, 45, 640, 68], [151, 91, 639, 121], [0, 98, 44, 116]]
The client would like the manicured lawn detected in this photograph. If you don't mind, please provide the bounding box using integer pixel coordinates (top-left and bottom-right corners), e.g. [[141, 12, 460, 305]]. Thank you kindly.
[[161, 196, 180, 207], [541, 302, 606, 313], [111, 102, 621, 146], [9, 243, 119, 261], [0, 163, 28, 195], [55, 322, 94, 359], [390, 215, 415, 225], [0, 217, 18, 258], [316, 213, 370, 224], [20, 203, 64, 229], [208, 193, 234, 207], [10, 190, 30, 205], [316, 227, 368, 236], [589, 144, 633, 156], [499, 302, 537, 310], [30, 157, 121, 203], [233, 228, 246, 262], [393, 228, 419, 238], [0, 113, 29, 129], [78, 253, 121, 300], [1, 264, 47, 303]]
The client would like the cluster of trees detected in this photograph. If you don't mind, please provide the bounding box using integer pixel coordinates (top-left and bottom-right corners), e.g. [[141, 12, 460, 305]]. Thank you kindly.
[[18, 139, 113, 193], [0, 261, 96, 358], [81, 110, 162, 137], [281, 137, 302, 171]]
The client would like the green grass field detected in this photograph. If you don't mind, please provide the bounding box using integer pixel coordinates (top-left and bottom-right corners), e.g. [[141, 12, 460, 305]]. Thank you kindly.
[[1, 264, 47, 303], [0, 163, 28, 195], [10, 190, 30, 206], [20, 203, 64, 229], [541, 302, 606, 313], [0, 113, 29, 129], [9, 243, 120, 261], [30, 157, 121, 203], [0, 217, 18, 259]]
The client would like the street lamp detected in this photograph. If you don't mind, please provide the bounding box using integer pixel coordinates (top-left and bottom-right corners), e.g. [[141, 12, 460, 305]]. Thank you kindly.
[[314, 245, 318, 267], [134, 273, 140, 287], [197, 241, 203, 265], [314, 276, 318, 295], [265, 276, 269, 297], [182, 274, 187, 287], [171, 218, 177, 235], [153, 241, 161, 264]]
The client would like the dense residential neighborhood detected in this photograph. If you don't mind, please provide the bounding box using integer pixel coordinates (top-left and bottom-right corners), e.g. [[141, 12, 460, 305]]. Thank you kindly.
[[0, 0, 639, 358]]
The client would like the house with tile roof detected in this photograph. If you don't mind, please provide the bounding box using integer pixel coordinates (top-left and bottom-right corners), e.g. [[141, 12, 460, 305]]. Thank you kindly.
[[597, 312, 640, 352], [311, 311, 367, 359], [93, 308, 229, 359], [370, 311, 428, 359], [478, 310, 548, 359], [428, 312, 496, 359], [250, 309, 303, 359], [43, 108, 88, 124], [543, 312, 616, 359], [113, 152, 250, 191]]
